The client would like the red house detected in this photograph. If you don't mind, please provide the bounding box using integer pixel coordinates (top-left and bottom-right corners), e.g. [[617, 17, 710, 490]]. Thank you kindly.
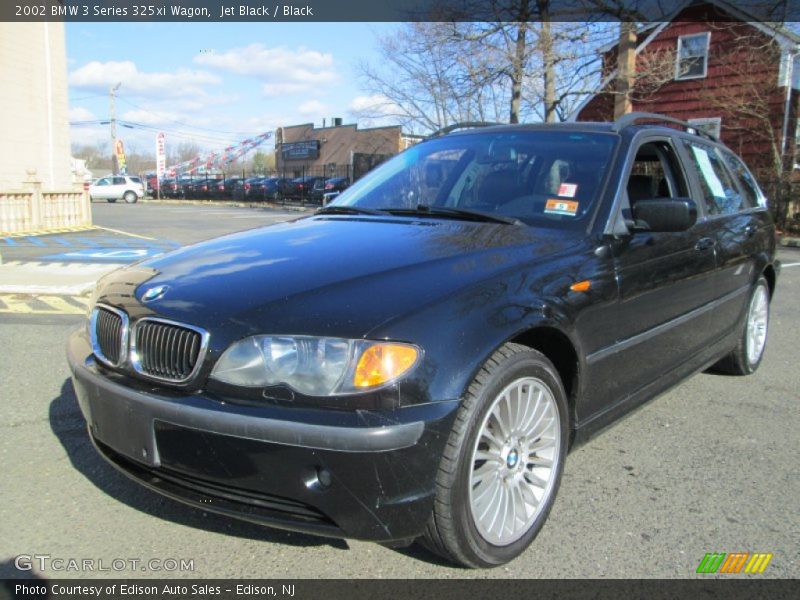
[[572, 0, 800, 204]]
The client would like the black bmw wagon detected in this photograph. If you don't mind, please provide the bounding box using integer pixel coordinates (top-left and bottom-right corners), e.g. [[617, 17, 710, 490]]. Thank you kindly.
[[68, 114, 779, 567]]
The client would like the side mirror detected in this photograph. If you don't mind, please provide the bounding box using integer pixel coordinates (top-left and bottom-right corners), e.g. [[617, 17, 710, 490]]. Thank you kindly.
[[631, 198, 697, 233]]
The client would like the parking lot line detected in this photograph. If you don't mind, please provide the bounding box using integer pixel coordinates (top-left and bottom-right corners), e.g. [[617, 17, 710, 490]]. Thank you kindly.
[[783, 262, 800, 268], [0, 293, 89, 315], [96, 226, 157, 241], [37, 295, 85, 314], [0, 295, 34, 313]]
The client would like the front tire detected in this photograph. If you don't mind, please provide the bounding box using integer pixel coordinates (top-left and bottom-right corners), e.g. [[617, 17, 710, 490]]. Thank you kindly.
[[421, 343, 568, 568], [713, 276, 770, 375]]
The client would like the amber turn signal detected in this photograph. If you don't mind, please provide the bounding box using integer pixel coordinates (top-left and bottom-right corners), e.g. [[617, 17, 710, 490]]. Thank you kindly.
[[353, 343, 419, 388], [569, 280, 591, 293]]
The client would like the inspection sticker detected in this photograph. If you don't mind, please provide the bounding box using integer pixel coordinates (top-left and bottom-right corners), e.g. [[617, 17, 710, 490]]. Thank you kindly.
[[545, 199, 579, 216], [557, 183, 578, 198]]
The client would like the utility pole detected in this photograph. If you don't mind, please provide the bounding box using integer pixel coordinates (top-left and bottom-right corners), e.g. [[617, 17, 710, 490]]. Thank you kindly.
[[109, 82, 121, 174]]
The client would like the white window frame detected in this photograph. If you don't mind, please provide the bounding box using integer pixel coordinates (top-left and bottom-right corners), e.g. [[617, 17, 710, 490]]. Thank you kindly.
[[687, 117, 722, 139], [675, 32, 711, 80]]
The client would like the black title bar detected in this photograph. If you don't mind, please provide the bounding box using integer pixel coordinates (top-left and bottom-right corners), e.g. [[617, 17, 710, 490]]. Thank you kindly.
[[3, 0, 800, 22]]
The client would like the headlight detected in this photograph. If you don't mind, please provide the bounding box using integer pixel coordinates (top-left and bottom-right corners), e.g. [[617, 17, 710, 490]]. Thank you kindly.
[[210, 335, 421, 396]]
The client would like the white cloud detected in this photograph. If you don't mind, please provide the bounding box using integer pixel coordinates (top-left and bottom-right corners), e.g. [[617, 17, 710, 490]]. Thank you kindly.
[[349, 94, 398, 115], [68, 60, 220, 99], [194, 44, 337, 96], [68, 106, 96, 122], [297, 100, 329, 116]]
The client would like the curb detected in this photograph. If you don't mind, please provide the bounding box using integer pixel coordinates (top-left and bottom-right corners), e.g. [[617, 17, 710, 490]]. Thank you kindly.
[[140, 199, 314, 212], [0, 225, 97, 238]]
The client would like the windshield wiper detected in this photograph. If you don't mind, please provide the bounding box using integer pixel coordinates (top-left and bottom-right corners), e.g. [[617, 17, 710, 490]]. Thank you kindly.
[[315, 205, 388, 216], [385, 204, 523, 226]]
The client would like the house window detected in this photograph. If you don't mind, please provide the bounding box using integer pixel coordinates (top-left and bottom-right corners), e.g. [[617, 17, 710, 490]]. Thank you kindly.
[[676, 32, 710, 80], [688, 117, 722, 139]]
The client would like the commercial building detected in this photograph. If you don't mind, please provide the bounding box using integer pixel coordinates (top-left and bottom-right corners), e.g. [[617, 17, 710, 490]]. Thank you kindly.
[[275, 119, 420, 181]]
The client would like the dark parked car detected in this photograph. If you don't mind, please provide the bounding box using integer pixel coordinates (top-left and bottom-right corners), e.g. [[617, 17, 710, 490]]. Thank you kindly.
[[286, 175, 323, 200], [183, 178, 217, 199], [250, 177, 289, 201], [232, 177, 266, 201], [68, 114, 779, 568], [158, 178, 180, 198], [311, 176, 350, 203], [212, 177, 241, 199]]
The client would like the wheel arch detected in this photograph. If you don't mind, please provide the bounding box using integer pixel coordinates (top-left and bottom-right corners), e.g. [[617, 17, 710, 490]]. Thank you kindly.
[[762, 263, 776, 299], [507, 325, 581, 438]]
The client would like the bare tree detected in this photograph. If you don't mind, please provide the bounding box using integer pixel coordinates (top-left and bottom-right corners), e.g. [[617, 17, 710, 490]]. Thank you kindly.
[[355, 22, 513, 134]]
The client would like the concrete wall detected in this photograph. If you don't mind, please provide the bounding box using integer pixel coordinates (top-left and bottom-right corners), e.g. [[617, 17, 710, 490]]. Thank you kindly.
[[0, 22, 73, 192]]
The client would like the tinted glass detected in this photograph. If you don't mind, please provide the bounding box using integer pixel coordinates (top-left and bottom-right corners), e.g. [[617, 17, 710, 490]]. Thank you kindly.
[[682, 140, 744, 216], [112, 177, 126, 185], [332, 131, 618, 230], [129, 177, 142, 184], [719, 149, 761, 209]]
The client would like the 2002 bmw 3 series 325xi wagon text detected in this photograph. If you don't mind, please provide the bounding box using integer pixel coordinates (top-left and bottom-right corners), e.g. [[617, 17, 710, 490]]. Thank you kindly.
[[68, 114, 779, 567]]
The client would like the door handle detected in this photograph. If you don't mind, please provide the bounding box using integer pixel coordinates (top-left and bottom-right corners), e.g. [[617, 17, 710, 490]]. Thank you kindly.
[[695, 237, 715, 251], [744, 224, 757, 238]]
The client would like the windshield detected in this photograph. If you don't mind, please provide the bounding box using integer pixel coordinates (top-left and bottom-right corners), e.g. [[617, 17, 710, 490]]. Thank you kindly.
[[330, 130, 617, 229]]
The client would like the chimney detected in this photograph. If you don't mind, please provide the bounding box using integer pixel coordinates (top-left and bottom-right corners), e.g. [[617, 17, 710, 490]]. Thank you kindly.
[[333, 117, 343, 127]]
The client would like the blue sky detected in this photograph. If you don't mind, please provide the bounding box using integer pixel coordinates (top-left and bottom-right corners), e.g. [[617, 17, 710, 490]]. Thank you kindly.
[[66, 22, 396, 153]]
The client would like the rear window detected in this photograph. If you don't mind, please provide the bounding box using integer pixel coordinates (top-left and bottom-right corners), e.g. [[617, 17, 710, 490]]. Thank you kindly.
[[129, 177, 142, 184], [682, 140, 748, 216]]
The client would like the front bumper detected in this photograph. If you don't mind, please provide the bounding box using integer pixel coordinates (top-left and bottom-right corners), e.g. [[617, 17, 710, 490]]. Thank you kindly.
[[67, 329, 459, 541]]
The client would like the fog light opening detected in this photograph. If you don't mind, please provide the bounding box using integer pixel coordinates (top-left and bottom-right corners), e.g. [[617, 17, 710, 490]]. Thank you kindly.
[[304, 466, 333, 490]]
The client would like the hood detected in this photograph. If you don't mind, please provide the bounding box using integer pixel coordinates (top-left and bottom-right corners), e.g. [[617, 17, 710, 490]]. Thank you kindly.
[[97, 215, 583, 340]]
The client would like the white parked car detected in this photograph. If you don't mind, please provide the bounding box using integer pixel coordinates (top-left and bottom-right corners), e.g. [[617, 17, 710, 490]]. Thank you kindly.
[[89, 175, 145, 203]]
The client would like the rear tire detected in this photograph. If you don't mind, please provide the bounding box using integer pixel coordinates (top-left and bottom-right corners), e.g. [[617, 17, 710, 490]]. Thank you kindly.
[[421, 343, 568, 568], [712, 276, 770, 375], [123, 191, 138, 204]]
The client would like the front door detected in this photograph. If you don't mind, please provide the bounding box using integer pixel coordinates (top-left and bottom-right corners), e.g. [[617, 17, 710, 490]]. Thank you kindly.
[[595, 137, 719, 405]]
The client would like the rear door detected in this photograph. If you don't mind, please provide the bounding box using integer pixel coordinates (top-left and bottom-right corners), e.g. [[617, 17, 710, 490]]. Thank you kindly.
[[680, 140, 770, 333], [110, 176, 127, 199]]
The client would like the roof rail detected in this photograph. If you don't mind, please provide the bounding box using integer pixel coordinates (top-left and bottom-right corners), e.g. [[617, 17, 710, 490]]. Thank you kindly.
[[612, 112, 719, 142], [426, 121, 503, 139]]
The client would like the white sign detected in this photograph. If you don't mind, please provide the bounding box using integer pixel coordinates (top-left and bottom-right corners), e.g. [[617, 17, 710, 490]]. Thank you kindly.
[[156, 132, 166, 180]]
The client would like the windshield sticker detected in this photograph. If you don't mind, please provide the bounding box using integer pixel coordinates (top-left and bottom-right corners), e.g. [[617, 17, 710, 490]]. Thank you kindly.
[[557, 183, 578, 198], [545, 199, 579, 216]]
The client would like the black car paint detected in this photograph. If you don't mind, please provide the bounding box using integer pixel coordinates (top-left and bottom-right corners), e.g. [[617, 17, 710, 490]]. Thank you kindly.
[[67, 122, 777, 543]]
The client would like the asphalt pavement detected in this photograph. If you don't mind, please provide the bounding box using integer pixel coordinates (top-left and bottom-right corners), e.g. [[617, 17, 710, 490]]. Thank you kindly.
[[0, 202, 798, 579]]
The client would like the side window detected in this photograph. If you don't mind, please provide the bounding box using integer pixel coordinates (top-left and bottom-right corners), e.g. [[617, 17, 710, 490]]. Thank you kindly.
[[719, 150, 761, 209], [112, 177, 126, 185], [626, 141, 689, 207], [96, 178, 109, 186], [682, 140, 743, 216]]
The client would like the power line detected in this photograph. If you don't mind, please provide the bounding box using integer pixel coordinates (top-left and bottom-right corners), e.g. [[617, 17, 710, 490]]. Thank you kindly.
[[116, 97, 253, 136]]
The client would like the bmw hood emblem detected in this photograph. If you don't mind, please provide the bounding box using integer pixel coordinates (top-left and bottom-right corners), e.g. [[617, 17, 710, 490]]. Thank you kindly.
[[141, 285, 169, 302]]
